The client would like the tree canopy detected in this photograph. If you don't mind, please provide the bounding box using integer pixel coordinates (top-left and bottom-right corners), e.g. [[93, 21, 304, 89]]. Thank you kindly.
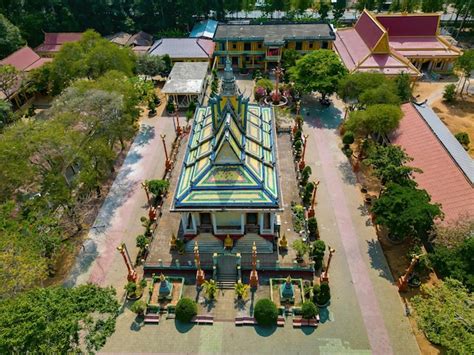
[[0, 14, 25, 58], [344, 104, 403, 137], [0, 284, 119, 353], [289, 49, 347, 99], [371, 183, 443, 242], [411, 279, 474, 354], [364, 144, 421, 186]]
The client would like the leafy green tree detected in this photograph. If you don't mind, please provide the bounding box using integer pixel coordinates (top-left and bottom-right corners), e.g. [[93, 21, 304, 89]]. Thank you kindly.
[[310, 239, 326, 269], [0, 14, 25, 58], [301, 300, 318, 319], [364, 144, 421, 186], [175, 298, 197, 322], [356, 0, 376, 11], [254, 298, 278, 326], [344, 104, 403, 137], [316, 0, 332, 20], [292, 239, 309, 259], [391, 0, 420, 12], [290, 50, 347, 100], [0, 64, 19, 99], [359, 85, 401, 107], [0, 284, 119, 353], [146, 179, 170, 198], [455, 131, 470, 149], [136, 53, 165, 77], [421, 0, 444, 12], [0, 99, 13, 129], [411, 279, 474, 354], [429, 238, 474, 290], [371, 183, 443, 242], [48, 30, 135, 95], [394, 73, 412, 103], [333, 0, 347, 23], [455, 49, 474, 97], [337, 72, 387, 107], [432, 215, 474, 249], [443, 83, 457, 102]]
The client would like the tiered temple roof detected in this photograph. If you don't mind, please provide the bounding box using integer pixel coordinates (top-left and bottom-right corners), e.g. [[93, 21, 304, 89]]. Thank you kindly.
[[172, 58, 280, 210]]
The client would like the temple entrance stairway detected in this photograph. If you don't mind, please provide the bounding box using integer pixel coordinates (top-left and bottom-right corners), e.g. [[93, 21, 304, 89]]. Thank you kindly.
[[184, 233, 274, 254], [216, 254, 237, 289]]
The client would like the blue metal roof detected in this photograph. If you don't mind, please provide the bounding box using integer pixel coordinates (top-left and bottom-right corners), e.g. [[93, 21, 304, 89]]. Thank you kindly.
[[190, 20, 218, 39], [413, 102, 474, 184]]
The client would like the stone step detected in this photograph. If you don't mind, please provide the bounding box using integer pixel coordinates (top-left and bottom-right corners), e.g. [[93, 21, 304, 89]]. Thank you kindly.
[[216, 281, 235, 289]]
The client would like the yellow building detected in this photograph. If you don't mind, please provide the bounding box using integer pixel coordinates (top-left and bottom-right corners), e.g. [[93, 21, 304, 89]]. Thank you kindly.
[[213, 23, 336, 71]]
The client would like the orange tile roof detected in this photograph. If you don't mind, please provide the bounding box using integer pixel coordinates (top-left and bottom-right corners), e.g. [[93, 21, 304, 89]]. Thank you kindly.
[[391, 103, 474, 223]]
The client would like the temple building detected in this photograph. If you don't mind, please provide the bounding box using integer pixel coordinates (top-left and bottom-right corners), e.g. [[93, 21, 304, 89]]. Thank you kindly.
[[213, 22, 335, 70], [333, 11, 461, 78], [171, 57, 281, 238]]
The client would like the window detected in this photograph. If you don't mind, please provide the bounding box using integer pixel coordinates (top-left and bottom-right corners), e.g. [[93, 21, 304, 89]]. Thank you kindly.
[[321, 41, 328, 49], [308, 42, 313, 49], [186, 213, 193, 229], [295, 42, 302, 51], [244, 42, 251, 51], [264, 213, 271, 229], [257, 43, 262, 49], [247, 213, 258, 225], [232, 42, 237, 49], [200, 213, 211, 225]]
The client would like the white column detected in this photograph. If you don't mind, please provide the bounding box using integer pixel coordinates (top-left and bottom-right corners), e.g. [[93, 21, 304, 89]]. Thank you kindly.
[[241, 213, 245, 234], [211, 213, 217, 235]]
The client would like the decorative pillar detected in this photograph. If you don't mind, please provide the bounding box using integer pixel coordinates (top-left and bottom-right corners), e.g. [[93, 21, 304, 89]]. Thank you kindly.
[[141, 181, 156, 222], [292, 101, 301, 134], [194, 242, 205, 286], [320, 247, 335, 283], [249, 242, 259, 288], [299, 134, 309, 170], [272, 63, 284, 104], [117, 243, 137, 282], [174, 101, 182, 137], [161, 134, 172, 172], [398, 256, 419, 292], [308, 180, 320, 218]]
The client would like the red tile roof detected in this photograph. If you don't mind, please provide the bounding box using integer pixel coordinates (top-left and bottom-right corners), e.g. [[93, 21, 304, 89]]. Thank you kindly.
[[0, 46, 52, 71], [391, 103, 474, 223], [354, 11, 385, 49], [36, 32, 83, 53], [376, 14, 439, 37]]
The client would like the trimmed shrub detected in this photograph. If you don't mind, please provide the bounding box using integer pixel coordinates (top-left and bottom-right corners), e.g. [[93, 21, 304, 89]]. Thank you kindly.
[[175, 298, 197, 323], [342, 131, 355, 145], [315, 282, 331, 306], [308, 217, 318, 239], [130, 300, 147, 315], [455, 132, 470, 149], [443, 84, 456, 103], [301, 300, 318, 319], [254, 298, 278, 326], [302, 182, 314, 206], [301, 165, 312, 185], [311, 240, 326, 269]]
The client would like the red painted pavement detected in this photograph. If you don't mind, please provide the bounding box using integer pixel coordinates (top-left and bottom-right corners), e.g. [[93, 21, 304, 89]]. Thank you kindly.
[[311, 119, 393, 355]]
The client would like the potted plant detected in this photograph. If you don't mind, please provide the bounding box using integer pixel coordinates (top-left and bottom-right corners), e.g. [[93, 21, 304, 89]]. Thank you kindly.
[[203, 279, 217, 300], [313, 282, 331, 307], [235, 281, 249, 300], [303, 281, 312, 300], [125, 281, 140, 300], [175, 239, 185, 255], [293, 139, 302, 158], [310, 240, 325, 270], [307, 217, 318, 239], [166, 100, 175, 114], [131, 300, 147, 316], [292, 239, 309, 262], [302, 182, 314, 206]]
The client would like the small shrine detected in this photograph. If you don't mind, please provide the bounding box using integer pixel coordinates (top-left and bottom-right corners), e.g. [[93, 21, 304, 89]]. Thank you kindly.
[[158, 273, 173, 301], [280, 275, 295, 304]]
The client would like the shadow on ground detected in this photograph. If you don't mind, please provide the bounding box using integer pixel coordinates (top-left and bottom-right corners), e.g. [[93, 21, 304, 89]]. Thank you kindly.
[[254, 325, 277, 337], [367, 239, 394, 282], [175, 319, 195, 333]]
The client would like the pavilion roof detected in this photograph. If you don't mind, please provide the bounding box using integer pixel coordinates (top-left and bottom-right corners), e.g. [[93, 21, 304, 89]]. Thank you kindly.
[[172, 96, 280, 210]]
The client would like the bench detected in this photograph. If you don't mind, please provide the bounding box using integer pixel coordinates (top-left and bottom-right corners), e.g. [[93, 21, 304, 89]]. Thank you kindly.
[[292, 317, 318, 328], [144, 314, 160, 324], [277, 316, 285, 327], [235, 316, 256, 326], [191, 315, 214, 325]]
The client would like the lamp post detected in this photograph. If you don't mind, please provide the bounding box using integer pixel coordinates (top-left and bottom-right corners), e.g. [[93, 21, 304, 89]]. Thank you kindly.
[[161, 134, 172, 172], [308, 180, 320, 218], [174, 101, 182, 137], [117, 243, 137, 282], [249, 241, 259, 289], [194, 242, 205, 286], [398, 256, 419, 292], [320, 247, 335, 283], [299, 134, 309, 170]]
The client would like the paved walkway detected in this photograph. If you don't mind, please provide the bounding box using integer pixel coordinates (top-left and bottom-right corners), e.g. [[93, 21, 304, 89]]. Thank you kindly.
[[65, 112, 177, 292]]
